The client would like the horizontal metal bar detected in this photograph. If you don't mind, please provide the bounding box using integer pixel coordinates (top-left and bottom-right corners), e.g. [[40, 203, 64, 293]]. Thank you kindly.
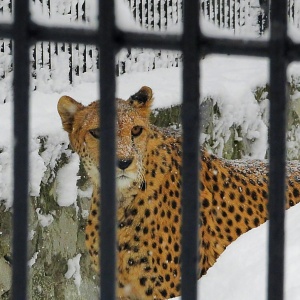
[[29, 23, 182, 51], [200, 35, 270, 57], [117, 30, 272, 56], [3, 22, 300, 62], [115, 29, 181, 50], [29, 23, 98, 45], [0, 23, 13, 39], [286, 41, 300, 62]]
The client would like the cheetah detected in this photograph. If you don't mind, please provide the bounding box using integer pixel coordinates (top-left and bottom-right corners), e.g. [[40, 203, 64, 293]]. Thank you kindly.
[[57, 86, 300, 299]]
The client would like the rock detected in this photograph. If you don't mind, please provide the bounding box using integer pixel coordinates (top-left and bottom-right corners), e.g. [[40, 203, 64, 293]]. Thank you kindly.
[[0, 257, 11, 296]]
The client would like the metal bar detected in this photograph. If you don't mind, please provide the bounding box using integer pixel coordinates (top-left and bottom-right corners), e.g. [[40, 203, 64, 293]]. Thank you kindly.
[[12, 1, 30, 299], [28, 23, 99, 46], [181, 0, 200, 299], [118, 30, 270, 57], [267, 1, 288, 300], [116, 29, 181, 50], [286, 40, 300, 62], [0, 23, 12, 38], [199, 35, 270, 57], [3, 23, 300, 61], [98, 0, 117, 299]]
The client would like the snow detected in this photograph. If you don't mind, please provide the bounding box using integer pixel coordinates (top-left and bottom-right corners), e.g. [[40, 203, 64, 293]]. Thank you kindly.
[[30, 0, 98, 29], [65, 254, 82, 294], [115, 0, 144, 32], [36, 208, 54, 227], [30, 138, 47, 197], [28, 251, 39, 268], [172, 204, 300, 300], [28, 229, 36, 241], [56, 153, 80, 207]]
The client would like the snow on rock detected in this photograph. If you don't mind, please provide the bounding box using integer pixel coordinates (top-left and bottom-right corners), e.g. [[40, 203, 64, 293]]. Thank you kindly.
[[56, 153, 80, 207], [36, 208, 54, 227], [28, 230, 36, 241], [29, 137, 47, 197], [201, 55, 269, 158], [0, 150, 12, 209], [28, 251, 39, 268], [65, 253, 82, 294]]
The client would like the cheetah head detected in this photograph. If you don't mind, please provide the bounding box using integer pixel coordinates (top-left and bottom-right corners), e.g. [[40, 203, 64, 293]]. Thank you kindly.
[[57, 86, 153, 197]]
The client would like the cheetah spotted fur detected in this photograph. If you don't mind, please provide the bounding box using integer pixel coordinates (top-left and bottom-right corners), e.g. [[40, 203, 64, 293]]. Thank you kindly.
[[57, 86, 300, 299]]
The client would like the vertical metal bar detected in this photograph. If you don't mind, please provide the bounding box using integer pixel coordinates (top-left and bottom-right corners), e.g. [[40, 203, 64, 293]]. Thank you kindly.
[[181, 0, 200, 299], [99, 0, 117, 299], [12, 1, 30, 299], [267, 1, 287, 300]]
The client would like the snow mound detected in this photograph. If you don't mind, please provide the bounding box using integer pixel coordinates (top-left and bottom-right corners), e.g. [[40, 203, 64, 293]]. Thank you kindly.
[[172, 204, 300, 300]]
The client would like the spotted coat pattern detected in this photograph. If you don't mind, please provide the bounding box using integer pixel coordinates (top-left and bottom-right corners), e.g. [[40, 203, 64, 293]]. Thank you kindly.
[[57, 86, 300, 300]]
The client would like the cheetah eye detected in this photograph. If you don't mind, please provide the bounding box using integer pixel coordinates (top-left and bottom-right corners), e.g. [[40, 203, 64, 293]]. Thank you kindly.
[[131, 126, 143, 137], [89, 128, 100, 139]]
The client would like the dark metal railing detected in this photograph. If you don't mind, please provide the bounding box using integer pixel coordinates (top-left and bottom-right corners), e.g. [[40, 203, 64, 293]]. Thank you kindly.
[[181, 1, 200, 298], [268, 2, 288, 299], [11, 2, 30, 299], [0, 0, 298, 299], [2, 0, 293, 96], [98, 0, 117, 298]]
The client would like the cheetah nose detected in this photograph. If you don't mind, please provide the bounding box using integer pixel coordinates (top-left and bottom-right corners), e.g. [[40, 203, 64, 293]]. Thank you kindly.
[[117, 158, 133, 170]]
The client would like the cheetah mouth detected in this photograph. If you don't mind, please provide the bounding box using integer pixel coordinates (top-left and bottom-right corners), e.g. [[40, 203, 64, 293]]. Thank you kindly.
[[116, 171, 137, 189], [117, 174, 130, 180], [116, 169, 135, 179]]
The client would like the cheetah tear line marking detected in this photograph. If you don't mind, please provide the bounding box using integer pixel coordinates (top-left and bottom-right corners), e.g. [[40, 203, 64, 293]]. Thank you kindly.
[[57, 86, 300, 300]]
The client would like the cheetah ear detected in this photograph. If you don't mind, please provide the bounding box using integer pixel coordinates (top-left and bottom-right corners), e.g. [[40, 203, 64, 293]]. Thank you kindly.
[[128, 86, 153, 116], [57, 96, 84, 133]]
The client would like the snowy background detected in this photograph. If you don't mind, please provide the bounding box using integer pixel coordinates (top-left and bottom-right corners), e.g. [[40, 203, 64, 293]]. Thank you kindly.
[[1, 0, 300, 299], [1, 56, 300, 300]]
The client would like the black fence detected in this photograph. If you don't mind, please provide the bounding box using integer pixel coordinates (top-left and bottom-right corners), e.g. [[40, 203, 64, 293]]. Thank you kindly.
[[0, 0, 298, 299], [2, 1, 300, 103], [0, 0, 277, 104]]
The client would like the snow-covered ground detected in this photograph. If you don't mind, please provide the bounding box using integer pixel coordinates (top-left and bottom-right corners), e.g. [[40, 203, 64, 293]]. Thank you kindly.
[[1, 56, 300, 299]]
